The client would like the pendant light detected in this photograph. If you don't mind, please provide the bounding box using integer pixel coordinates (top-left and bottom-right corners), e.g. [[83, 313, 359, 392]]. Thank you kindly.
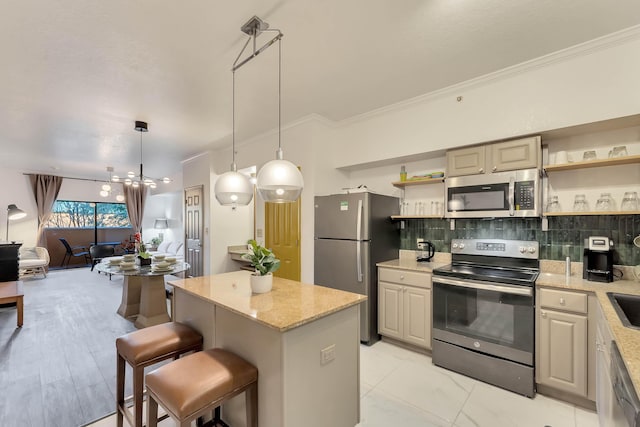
[[214, 68, 254, 206], [111, 121, 172, 189], [255, 36, 304, 202], [230, 16, 303, 204]]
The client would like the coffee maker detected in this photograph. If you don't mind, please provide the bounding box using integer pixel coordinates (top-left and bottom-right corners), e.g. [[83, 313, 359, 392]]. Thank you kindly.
[[583, 236, 614, 283]]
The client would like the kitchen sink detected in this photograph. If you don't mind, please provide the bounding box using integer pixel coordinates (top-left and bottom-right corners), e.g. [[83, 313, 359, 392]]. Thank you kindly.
[[607, 292, 640, 329]]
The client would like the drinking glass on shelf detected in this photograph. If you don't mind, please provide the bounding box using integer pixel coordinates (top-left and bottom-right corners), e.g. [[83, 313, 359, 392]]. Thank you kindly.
[[621, 191, 639, 211], [595, 193, 614, 211], [573, 194, 589, 212], [608, 146, 628, 158], [546, 196, 561, 213], [582, 150, 597, 161]]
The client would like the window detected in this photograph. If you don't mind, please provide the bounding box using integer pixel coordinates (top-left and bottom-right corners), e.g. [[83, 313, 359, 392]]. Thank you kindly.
[[46, 201, 131, 228]]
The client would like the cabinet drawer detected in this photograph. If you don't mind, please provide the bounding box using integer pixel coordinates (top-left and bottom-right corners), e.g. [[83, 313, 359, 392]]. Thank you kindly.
[[379, 268, 431, 289], [539, 288, 588, 314]]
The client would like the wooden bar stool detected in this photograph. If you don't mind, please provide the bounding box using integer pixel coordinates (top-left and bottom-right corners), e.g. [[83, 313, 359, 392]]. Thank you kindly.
[[146, 348, 258, 427], [116, 322, 203, 427]]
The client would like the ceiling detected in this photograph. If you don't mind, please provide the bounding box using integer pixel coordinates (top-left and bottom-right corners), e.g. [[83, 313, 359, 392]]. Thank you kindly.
[[2, 0, 639, 181]]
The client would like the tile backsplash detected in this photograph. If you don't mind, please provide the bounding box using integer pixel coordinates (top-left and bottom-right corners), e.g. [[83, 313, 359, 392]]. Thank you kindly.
[[399, 215, 640, 266]]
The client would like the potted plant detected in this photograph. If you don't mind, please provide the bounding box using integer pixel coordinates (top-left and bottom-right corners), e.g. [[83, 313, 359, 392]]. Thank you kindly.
[[134, 232, 152, 266], [242, 239, 280, 293]]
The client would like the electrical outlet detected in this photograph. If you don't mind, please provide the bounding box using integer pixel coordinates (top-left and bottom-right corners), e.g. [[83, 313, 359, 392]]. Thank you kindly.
[[416, 238, 424, 248], [321, 344, 336, 365]]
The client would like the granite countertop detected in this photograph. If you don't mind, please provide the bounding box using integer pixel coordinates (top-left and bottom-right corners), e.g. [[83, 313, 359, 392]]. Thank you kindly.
[[377, 251, 452, 273], [377, 258, 449, 273], [168, 270, 366, 332], [537, 271, 640, 395]]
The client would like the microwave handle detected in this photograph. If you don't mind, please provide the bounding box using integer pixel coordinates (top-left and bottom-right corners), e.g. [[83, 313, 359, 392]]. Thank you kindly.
[[508, 177, 515, 216]]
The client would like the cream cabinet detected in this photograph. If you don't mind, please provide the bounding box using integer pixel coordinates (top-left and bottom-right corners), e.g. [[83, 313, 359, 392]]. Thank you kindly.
[[536, 287, 595, 400], [446, 146, 486, 177], [378, 267, 432, 349], [447, 136, 541, 177]]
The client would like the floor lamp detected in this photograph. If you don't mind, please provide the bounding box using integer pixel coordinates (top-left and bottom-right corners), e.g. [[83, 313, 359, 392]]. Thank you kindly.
[[6, 204, 27, 241]]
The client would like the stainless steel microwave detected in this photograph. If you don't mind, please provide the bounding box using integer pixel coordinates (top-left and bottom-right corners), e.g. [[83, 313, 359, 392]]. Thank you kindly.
[[445, 168, 541, 218]]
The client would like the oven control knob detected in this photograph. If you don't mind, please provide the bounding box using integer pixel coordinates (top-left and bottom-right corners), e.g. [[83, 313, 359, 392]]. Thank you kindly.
[[519, 246, 526, 253], [527, 247, 536, 254], [452, 243, 459, 249], [458, 243, 465, 249]]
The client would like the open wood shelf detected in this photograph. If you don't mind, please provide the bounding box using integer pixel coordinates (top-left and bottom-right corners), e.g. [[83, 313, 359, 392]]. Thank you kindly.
[[544, 154, 640, 172], [543, 211, 640, 216], [390, 215, 444, 220], [392, 177, 445, 188]]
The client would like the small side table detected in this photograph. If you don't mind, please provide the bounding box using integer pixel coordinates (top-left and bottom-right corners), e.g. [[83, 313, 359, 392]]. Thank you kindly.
[[0, 281, 24, 327]]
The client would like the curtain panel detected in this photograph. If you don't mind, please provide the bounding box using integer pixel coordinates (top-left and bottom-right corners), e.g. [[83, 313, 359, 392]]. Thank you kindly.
[[123, 185, 148, 235], [28, 174, 63, 247]]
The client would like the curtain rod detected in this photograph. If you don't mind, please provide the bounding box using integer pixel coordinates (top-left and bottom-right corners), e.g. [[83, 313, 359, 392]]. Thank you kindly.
[[22, 173, 107, 184]]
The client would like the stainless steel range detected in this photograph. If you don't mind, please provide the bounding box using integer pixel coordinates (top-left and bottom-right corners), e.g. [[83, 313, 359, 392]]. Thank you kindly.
[[432, 239, 539, 397]]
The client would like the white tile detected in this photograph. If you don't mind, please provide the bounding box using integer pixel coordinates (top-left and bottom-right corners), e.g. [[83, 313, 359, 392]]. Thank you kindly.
[[575, 406, 599, 427], [361, 380, 373, 397], [374, 358, 475, 423], [455, 382, 576, 427], [360, 342, 405, 387], [357, 389, 452, 427]]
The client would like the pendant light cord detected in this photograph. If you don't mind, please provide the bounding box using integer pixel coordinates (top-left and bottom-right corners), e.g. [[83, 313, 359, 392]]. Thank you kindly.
[[278, 37, 282, 151], [232, 69, 236, 169]]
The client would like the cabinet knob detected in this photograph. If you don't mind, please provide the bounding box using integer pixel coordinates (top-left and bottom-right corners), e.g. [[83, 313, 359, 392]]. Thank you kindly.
[[559, 298, 565, 305], [400, 275, 404, 280], [541, 311, 547, 318], [479, 168, 484, 173], [492, 166, 497, 172]]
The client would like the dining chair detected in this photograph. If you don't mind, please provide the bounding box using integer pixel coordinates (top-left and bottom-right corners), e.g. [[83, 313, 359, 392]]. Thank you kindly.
[[58, 238, 91, 268]]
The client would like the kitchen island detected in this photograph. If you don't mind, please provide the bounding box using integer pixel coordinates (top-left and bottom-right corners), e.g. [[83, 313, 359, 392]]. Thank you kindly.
[[168, 270, 366, 427]]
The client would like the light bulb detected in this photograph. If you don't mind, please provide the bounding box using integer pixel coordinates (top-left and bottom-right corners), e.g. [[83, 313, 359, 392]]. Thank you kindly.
[[102, 184, 111, 192], [112, 175, 120, 182], [162, 177, 171, 183], [124, 179, 132, 185], [150, 182, 157, 189], [99, 190, 109, 197], [116, 194, 125, 202], [132, 181, 139, 188], [276, 188, 285, 195], [230, 194, 238, 201], [127, 171, 135, 178]]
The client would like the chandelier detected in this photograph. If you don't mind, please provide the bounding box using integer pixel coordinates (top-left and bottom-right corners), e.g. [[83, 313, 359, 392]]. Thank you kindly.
[[99, 166, 125, 202], [111, 121, 171, 189]]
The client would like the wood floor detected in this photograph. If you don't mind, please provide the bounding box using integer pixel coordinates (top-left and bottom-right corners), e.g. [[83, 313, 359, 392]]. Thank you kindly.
[[0, 268, 138, 427]]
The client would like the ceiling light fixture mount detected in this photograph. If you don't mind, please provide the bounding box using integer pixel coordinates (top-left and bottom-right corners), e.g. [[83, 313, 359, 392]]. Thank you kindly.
[[110, 121, 171, 189], [99, 166, 125, 202], [218, 15, 303, 204]]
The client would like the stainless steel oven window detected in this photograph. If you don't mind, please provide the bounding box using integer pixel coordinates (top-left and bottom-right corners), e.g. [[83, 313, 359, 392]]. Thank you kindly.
[[433, 281, 534, 353]]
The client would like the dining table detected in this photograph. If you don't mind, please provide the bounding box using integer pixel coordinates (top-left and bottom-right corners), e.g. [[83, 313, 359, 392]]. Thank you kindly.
[[95, 258, 190, 328]]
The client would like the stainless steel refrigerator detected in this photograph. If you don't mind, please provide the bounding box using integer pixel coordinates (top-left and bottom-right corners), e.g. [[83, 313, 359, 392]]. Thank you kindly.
[[314, 192, 399, 345]]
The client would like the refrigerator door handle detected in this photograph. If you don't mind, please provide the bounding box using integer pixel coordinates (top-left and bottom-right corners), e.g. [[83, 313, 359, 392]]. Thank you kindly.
[[356, 199, 363, 282]]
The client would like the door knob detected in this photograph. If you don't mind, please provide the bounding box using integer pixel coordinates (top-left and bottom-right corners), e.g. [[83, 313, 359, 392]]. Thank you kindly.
[[492, 166, 497, 172], [541, 311, 547, 318]]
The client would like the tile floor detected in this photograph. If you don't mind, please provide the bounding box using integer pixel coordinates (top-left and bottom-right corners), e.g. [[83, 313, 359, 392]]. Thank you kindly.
[[88, 340, 600, 427], [358, 340, 599, 427]]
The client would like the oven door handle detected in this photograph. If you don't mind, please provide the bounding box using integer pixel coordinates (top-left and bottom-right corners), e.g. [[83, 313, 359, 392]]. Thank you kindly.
[[434, 276, 533, 296]]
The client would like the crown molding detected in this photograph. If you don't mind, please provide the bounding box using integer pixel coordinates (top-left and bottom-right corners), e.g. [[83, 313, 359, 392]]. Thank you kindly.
[[340, 24, 640, 127]]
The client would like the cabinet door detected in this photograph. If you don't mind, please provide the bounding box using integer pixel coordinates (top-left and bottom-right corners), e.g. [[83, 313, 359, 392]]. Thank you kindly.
[[488, 136, 540, 173], [446, 146, 486, 177], [538, 309, 588, 396], [403, 287, 431, 349], [379, 282, 403, 339]]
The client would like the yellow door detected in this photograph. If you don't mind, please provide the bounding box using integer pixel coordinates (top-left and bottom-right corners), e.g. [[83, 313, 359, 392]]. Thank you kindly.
[[265, 198, 301, 281]]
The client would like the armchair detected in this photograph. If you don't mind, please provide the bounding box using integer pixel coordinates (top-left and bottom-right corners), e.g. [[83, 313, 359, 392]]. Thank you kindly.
[[19, 246, 50, 278]]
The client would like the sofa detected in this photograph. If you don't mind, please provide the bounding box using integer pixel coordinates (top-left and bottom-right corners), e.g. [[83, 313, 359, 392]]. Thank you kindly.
[[148, 241, 184, 260]]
